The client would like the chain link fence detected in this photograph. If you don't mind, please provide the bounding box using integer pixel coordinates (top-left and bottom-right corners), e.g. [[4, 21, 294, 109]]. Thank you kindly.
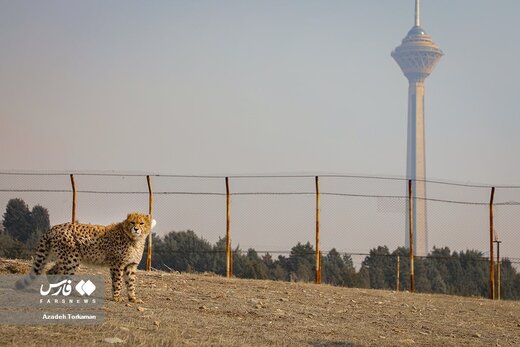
[[1, 172, 519, 299]]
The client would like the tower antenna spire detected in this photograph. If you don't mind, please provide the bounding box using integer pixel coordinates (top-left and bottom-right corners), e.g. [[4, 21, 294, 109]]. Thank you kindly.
[[415, 0, 420, 26]]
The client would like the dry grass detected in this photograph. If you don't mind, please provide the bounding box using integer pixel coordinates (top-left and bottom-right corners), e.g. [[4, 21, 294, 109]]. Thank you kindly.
[[1, 258, 519, 346]]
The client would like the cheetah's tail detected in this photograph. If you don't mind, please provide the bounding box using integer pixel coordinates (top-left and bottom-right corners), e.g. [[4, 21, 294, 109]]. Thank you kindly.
[[15, 232, 51, 289]]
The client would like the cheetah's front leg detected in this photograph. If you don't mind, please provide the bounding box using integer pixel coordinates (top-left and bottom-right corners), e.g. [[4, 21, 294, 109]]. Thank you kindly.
[[124, 263, 142, 303], [110, 266, 124, 302]]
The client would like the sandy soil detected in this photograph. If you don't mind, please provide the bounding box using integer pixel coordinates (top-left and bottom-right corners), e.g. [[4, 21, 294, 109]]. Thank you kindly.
[[1, 258, 519, 347]]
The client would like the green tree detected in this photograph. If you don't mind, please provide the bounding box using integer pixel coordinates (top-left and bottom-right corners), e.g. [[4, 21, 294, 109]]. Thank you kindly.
[[425, 262, 447, 293], [363, 246, 393, 289], [342, 254, 357, 287], [354, 265, 370, 288], [500, 258, 520, 300], [392, 246, 410, 290], [445, 251, 464, 295], [211, 237, 227, 275], [414, 257, 431, 292], [0, 231, 32, 259], [27, 205, 51, 249], [160, 230, 215, 273], [322, 249, 356, 287], [262, 253, 287, 280], [425, 246, 450, 293], [323, 248, 344, 285], [3, 198, 33, 243], [458, 249, 489, 297], [31, 205, 50, 232], [234, 248, 269, 279], [287, 242, 315, 282], [138, 233, 165, 270]]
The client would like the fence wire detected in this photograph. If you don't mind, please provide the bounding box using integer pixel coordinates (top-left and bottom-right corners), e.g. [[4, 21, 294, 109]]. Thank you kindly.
[[1, 172, 519, 299]]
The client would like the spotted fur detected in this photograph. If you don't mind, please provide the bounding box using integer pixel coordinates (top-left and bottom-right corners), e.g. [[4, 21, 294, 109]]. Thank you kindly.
[[16, 212, 154, 303]]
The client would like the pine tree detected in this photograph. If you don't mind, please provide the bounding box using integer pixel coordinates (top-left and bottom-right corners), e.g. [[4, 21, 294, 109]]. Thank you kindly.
[[3, 198, 33, 243]]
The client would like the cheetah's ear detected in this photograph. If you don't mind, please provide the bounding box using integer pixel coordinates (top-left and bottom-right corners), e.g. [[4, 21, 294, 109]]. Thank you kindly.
[[151, 219, 157, 229]]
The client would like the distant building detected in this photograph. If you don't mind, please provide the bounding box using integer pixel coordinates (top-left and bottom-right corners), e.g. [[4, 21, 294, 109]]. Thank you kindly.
[[391, 0, 443, 256]]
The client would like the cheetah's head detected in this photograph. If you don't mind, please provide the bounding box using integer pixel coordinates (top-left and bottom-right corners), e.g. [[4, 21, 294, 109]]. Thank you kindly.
[[124, 213, 156, 240]]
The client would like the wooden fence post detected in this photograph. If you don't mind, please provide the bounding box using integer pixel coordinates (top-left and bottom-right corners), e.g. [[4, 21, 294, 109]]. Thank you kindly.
[[489, 187, 495, 300], [70, 174, 76, 224], [315, 176, 321, 284], [226, 177, 232, 278], [496, 238, 501, 300], [408, 179, 415, 293], [146, 175, 153, 271], [396, 255, 400, 291]]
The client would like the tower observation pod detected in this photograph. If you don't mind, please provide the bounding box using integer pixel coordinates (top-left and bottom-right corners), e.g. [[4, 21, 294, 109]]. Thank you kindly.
[[391, 0, 443, 256]]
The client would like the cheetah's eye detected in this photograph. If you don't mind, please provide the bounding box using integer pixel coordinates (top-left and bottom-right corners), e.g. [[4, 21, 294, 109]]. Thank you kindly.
[[140, 222, 144, 225], [130, 222, 135, 225]]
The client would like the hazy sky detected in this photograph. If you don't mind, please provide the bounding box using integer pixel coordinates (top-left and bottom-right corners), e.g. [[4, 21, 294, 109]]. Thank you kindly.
[[1, 1, 520, 263], [1, 0, 519, 184]]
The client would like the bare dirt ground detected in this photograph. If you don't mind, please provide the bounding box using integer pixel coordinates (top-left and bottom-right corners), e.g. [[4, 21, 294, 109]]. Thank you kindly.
[[1, 258, 519, 347]]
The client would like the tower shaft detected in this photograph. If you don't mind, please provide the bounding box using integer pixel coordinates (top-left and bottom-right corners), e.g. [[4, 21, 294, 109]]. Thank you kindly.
[[391, 0, 442, 257], [406, 80, 428, 257]]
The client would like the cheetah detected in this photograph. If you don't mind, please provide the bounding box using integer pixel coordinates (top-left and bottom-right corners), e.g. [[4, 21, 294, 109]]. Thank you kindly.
[[16, 212, 156, 303]]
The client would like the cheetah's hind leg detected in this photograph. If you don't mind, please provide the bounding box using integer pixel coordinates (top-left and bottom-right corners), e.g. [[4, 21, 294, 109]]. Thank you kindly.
[[46, 262, 62, 275], [46, 253, 80, 286]]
